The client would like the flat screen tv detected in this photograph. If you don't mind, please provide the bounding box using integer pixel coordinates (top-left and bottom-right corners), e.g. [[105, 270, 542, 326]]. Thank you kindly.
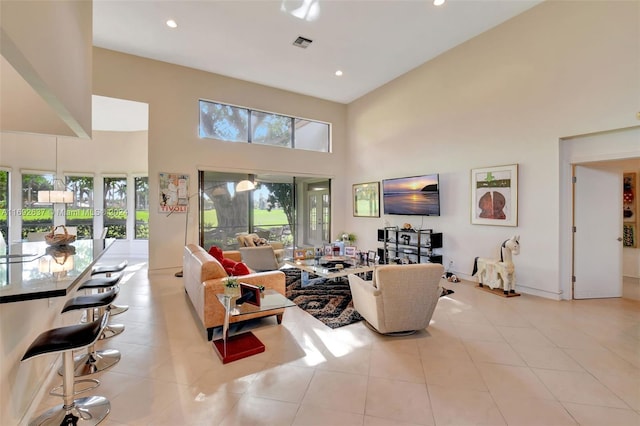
[[382, 174, 440, 216]]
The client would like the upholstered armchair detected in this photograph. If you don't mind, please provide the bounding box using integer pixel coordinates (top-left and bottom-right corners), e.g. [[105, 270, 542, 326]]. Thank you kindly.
[[348, 263, 445, 334], [237, 233, 285, 272]]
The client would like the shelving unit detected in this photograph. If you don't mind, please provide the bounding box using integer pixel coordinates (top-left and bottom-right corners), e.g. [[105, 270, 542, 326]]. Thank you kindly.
[[377, 227, 443, 265]]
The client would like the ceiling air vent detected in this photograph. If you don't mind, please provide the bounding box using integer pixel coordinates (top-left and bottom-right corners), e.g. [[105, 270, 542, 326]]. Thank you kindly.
[[293, 36, 313, 48]]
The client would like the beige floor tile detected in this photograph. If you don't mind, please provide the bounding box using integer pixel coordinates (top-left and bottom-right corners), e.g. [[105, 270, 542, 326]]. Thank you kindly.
[[463, 340, 526, 366], [369, 347, 426, 383], [477, 363, 555, 401], [219, 394, 299, 426], [562, 401, 640, 425], [533, 368, 629, 408], [595, 370, 640, 411], [423, 357, 488, 392], [418, 335, 471, 362], [562, 345, 638, 378], [148, 348, 219, 385], [510, 344, 585, 372], [493, 396, 578, 426], [537, 326, 604, 350], [106, 378, 191, 424], [302, 370, 368, 414], [454, 322, 505, 342], [428, 384, 506, 426], [365, 377, 433, 425], [496, 326, 555, 347], [150, 388, 242, 425], [293, 403, 364, 425], [191, 357, 268, 395], [315, 345, 371, 375], [247, 363, 315, 403], [363, 416, 424, 426]]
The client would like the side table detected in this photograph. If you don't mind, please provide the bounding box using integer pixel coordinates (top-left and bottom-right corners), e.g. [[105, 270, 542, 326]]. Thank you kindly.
[[212, 289, 295, 364]]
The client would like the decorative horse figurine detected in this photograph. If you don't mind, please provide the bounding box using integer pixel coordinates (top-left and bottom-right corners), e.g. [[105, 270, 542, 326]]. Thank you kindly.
[[472, 235, 520, 294]]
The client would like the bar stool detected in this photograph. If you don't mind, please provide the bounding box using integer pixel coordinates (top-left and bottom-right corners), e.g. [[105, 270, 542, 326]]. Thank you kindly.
[[91, 260, 129, 316], [21, 313, 111, 426], [60, 288, 122, 377], [78, 275, 125, 340]]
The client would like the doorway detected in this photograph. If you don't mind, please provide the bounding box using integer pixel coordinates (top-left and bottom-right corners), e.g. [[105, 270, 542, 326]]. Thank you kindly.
[[560, 126, 640, 300]]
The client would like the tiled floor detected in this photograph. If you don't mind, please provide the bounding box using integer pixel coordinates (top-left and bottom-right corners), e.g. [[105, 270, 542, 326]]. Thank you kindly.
[[35, 255, 640, 425]]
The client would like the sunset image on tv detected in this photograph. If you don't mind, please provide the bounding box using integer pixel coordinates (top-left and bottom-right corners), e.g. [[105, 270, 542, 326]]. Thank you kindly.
[[382, 174, 440, 216]]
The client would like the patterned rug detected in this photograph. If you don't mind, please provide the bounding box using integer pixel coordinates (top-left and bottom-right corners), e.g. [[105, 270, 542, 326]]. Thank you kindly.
[[283, 268, 364, 329]]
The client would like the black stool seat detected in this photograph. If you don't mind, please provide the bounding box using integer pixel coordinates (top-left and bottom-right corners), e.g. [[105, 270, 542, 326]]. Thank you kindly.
[[91, 260, 129, 316], [91, 260, 128, 276], [22, 315, 107, 362], [59, 289, 122, 377], [78, 274, 121, 291], [62, 289, 119, 314], [22, 314, 111, 426]]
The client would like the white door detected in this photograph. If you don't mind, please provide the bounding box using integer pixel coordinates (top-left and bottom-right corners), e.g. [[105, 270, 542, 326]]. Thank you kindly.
[[306, 189, 329, 247], [573, 165, 623, 299]]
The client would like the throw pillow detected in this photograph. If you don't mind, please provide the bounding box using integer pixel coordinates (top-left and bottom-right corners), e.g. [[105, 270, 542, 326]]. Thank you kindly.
[[220, 257, 251, 276], [232, 262, 251, 276], [253, 237, 268, 246], [208, 246, 224, 262]]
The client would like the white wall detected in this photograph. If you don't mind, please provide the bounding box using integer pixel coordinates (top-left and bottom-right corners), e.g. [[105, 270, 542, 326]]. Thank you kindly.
[[93, 48, 348, 271], [345, 0, 639, 300], [1, 0, 92, 138]]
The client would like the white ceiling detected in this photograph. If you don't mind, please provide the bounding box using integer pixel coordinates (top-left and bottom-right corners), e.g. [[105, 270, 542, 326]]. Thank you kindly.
[[93, 0, 543, 105]]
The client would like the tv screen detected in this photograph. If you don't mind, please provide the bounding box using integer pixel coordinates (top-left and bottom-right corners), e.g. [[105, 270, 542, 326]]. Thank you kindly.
[[382, 174, 440, 216]]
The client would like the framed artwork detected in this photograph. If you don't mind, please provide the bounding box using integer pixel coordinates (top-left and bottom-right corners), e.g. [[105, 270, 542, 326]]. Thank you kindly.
[[367, 250, 376, 264], [623, 172, 638, 247], [344, 246, 357, 257], [239, 283, 261, 307], [293, 249, 306, 260], [323, 245, 333, 256], [353, 182, 380, 217], [159, 172, 189, 213], [471, 164, 518, 226]]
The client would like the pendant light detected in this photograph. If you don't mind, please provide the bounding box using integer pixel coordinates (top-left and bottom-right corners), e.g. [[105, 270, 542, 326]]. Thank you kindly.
[[37, 138, 74, 204]]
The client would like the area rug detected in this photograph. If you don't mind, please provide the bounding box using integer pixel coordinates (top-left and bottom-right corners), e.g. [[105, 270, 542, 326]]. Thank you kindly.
[[283, 268, 363, 329]]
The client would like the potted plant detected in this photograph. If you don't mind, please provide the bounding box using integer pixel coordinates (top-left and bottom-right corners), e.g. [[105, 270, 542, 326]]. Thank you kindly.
[[224, 276, 239, 296]]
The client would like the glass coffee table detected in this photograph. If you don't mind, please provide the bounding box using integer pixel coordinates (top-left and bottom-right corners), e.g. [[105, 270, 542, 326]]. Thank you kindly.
[[284, 258, 376, 286], [213, 289, 296, 364]]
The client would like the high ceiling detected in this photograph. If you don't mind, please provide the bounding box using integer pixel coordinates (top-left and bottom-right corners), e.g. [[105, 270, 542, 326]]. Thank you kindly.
[[93, 0, 543, 104]]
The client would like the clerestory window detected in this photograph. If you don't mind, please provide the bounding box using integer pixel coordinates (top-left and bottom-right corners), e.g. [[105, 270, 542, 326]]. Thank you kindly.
[[198, 100, 330, 152]]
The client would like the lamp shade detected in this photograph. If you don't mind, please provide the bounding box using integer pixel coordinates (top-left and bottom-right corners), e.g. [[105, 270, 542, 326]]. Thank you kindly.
[[38, 190, 74, 204], [236, 180, 256, 192]]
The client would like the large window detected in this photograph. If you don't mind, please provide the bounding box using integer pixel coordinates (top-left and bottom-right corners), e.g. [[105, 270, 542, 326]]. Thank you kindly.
[[65, 175, 94, 239], [198, 172, 295, 250], [199, 100, 330, 152], [0, 170, 7, 242], [135, 176, 149, 239], [21, 173, 54, 239], [104, 177, 127, 239]]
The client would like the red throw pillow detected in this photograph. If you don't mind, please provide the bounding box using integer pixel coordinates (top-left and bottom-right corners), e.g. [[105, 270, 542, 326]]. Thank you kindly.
[[208, 246, 224, 262], [232, 262, 251, 276], [221, 258, 237, 275]]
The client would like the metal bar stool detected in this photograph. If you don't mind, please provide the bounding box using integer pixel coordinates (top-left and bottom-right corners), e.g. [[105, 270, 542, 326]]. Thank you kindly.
[[91, 260, 129, 316], [21, 312, 111, 426], [78, 275, 125, 340], [60, 288, 122, 378]]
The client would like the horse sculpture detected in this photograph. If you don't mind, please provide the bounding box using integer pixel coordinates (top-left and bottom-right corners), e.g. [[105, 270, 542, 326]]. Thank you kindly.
[[472, 235, 520, 294]]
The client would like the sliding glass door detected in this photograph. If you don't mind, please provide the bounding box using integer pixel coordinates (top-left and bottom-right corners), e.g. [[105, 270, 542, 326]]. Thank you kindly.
[[198, 171, 331, 253]]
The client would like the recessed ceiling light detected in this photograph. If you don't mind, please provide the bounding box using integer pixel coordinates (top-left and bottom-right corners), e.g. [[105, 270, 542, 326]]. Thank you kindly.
[[166, 19, 178, 28], [335, 70, 343, 77], [433, 0, 446, 6]]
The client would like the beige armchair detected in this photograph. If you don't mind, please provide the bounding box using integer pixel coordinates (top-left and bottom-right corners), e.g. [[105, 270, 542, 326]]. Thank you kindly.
[[237, 233, 285, 272], [348, 263, 445, 334]]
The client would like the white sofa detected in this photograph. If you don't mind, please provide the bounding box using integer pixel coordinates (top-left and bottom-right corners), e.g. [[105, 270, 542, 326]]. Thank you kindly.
[[348, 263, 444, 334], [183, 244, 286, 340]]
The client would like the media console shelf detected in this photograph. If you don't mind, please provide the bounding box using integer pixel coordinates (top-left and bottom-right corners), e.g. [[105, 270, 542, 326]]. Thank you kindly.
[[377, 227, 443, 265]]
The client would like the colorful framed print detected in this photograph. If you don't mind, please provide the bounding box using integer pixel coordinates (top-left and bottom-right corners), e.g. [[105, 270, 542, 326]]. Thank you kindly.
[[353, 182, 380, 217], [471, 164, 518, 226]]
